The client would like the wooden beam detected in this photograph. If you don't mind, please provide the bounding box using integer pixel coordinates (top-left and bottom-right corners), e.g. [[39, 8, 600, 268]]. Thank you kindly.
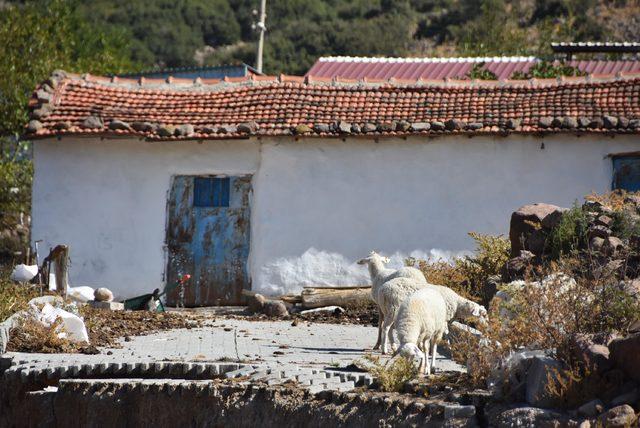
[[300, 286, 372, 309]]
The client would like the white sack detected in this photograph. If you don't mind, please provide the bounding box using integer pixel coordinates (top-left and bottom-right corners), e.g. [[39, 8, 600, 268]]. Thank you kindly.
[[10, 264, 38, 282], [67, 286, 95, 303], [38, 303, 89, 343]]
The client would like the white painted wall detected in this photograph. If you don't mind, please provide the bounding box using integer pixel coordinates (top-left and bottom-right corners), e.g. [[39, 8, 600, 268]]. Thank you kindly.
[[32, 134, 639, 299]]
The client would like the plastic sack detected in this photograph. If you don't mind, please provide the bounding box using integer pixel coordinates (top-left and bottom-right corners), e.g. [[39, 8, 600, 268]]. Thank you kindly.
[[10, 264, 38, 282], [67, 286, 95, 303], [38, 303, 89, 343]]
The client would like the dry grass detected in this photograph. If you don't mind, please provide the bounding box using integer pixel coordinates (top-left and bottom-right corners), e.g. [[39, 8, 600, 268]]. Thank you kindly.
[[449, 252, 640, 391], [0, 272, 40, 321], [409, 232, 510, 305], [362, 354, 419, 392]]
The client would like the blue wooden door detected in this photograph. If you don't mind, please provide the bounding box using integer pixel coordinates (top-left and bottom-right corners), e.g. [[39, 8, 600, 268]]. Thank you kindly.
[[166, 175, 251, 306], [613, 157, 640, 192]]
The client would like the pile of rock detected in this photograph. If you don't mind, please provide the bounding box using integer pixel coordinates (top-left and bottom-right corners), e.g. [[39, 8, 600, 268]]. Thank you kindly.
[[486, 332, 640, 426], [246, 293, 289, 318], [503, 196, 640, 282]]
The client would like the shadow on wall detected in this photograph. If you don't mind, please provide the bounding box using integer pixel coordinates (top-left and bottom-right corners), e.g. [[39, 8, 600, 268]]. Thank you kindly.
[[255, 247, 471, 296]]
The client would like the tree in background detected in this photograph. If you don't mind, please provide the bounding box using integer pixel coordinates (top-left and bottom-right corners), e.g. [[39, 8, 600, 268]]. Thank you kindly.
[[0, 0, 136, 262]]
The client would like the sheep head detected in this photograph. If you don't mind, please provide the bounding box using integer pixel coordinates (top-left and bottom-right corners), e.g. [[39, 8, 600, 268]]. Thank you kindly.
[[395, 343, 425, 367], [356, 251, 391, 265], [457, 300, 488, 326]]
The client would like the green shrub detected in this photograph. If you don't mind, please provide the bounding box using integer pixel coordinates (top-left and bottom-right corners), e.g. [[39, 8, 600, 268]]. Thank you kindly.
[[410, 233, 509, 304], [545, 203, 590, 259]]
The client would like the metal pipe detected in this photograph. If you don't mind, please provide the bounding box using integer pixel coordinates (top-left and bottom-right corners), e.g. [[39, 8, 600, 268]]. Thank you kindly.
[[256, 0, 267, 73]]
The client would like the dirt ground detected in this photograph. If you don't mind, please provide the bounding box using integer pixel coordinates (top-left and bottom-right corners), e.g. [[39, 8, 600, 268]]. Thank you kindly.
[[7, 307, 203, 354], [223, 303, 379, 327]]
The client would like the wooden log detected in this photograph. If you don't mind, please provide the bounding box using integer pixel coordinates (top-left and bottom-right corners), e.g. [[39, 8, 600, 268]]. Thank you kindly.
[[52, 245, 69, 297], [300, 286, 373, 309]]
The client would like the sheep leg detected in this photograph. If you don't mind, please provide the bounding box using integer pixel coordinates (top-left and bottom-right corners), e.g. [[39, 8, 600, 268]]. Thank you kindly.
[[373, 309, 383, 350], [388, 321, 398, 352], [430, 340, 438, 374], [423, 339, 431, 376], [381, 316, 394, 354]]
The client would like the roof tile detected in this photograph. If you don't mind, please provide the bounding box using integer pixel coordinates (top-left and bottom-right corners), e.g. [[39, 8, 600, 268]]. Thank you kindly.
[[25, 71, 640, 141]]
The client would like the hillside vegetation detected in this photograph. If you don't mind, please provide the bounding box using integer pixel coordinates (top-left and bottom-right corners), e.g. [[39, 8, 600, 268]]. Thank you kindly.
[[70, 0, 640, 74]]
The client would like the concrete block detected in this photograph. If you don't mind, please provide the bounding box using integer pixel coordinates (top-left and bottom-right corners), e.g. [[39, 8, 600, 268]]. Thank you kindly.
[[443, 404, 476, 419], [307, 384, 326, 394], [333, 381, 356, 392], [88, 301, 124, 311], [224, 366, 255, 379]]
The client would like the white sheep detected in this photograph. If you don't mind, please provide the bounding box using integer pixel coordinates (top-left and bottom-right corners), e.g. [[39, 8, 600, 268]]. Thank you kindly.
[[377, 277, 428, 354], [428, 284, 488, 325], [393, 287, 449, 376], [378, 280, 488, 353], [357, 251, 427, 348]]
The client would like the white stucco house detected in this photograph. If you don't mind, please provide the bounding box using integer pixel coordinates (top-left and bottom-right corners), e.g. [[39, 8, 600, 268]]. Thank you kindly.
[[26, 70, 640, 305]]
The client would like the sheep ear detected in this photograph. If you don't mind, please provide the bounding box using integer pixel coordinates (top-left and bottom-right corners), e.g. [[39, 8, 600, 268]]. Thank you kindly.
[[472, 305, 482, 317]]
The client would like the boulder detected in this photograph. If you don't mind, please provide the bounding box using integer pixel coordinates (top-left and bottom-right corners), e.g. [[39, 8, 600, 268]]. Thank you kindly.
[[81, 116, 103, 129], [237, 121, 259, 134], [93, 288, 114, 302], [176, 124, 194, 137], [108, 119, 131, 131], [598, 405, 637, 428], [526, 356, 564, 408], [337, 121, 352, 133], [570, 334, 613, 374], [362, 123, 377, 133], [247, 293, 267, 313], [488, 349, 548, 401], [483, 274, 502, 302], [502, 250, 535, 281], [263, 300, 288, 318], [588, 225, 612, 240], [609, 333, 640, 382], [509, 203, 567, 257], [609, 388, 639, 407], [590, 237, 605, 252], [314, 123, 330, 133], [489, 405, 573, 427], [577, 399, 604, 417], [294, 124, 312, 134], [603, 236, 625, 256]]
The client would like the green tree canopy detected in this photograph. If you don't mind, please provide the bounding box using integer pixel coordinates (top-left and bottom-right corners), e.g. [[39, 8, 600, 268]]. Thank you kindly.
[[0, 0, 135, 138]]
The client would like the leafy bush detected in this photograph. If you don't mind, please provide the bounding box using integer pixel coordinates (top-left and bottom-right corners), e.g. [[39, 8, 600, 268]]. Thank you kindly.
[[451, 253, 640, 390], [511, 61, 587, 79], [465, 63, 498, 80], [545, 203, 590, 259], [410, 233, 510, 304]]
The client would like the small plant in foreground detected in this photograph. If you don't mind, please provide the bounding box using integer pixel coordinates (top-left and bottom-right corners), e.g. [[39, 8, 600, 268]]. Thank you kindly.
[[362, 354, 418, 392]]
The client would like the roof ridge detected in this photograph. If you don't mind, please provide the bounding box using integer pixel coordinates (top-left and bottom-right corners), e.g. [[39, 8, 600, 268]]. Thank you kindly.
[[46, 69, 640, 93], [318, 55, 539, 63]]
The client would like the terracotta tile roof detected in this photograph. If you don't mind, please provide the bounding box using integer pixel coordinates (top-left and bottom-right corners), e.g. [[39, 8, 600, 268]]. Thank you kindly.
[[26, 70, 640, 141], [307, 56, 640, 81]]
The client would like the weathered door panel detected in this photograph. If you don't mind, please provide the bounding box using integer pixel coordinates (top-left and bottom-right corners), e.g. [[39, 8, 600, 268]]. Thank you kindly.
[[613, 157, 640, 191], [166, 175, 251, 306]]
